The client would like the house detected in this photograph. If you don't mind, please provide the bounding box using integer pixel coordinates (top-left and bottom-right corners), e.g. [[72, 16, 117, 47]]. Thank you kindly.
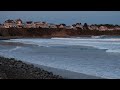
[[41, 22, 49, 28], [58, 24, 65, 29], [48, 23, 57, 28], [15, 19, 23, 28], [69, 25, 75, 29], [88, 25, 99, 30], [114, 27, 120, 30], [99, 26, 108, 31], [71, 24, 77, 30], [25, 21, 34, 28], [34, 22, 43, 28], [4, 19, 16, 28], [65, 26, 73, 29], [75, 23, 83, 29], [34, 22, 49, 28], [88, 26, 93, 30]]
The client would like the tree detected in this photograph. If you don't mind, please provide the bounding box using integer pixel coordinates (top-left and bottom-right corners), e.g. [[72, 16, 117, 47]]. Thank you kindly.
[[76, 23, 81, 25], [83, 23, 88, 30], [84, 23, 88, 27], [72, 24, 76, 27], [115, 24, 119, 27], [61, 24, 66, 26]]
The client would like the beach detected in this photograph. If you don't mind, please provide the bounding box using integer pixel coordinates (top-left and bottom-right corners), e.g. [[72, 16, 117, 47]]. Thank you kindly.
[[1, 37, 120, 79], [0, 56, 102, 79], [1, 11, 120, 79], [0, 56, 63, 79], [0, 38, 102, 79], [33, 63, 103, 79]]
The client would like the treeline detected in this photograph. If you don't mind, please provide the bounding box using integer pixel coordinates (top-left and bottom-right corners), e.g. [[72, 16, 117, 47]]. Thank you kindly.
[[0, 28, 120, 38], [91, 24, 120, 27]]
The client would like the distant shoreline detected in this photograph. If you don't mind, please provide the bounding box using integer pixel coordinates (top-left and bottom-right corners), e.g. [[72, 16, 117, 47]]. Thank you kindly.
[[1, 28, 120, 39], [1, 35, 120, 40]]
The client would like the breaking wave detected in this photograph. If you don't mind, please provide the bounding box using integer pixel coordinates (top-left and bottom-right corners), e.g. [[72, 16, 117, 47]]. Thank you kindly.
[[9, 46, 21, 52], [3, 37, 120, 53]]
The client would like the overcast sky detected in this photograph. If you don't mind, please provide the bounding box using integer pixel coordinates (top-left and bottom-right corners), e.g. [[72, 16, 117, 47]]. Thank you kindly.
[[0, 11, 120, 25]]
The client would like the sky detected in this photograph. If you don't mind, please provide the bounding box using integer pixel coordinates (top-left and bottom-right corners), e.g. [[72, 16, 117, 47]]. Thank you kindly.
[[0, 11, 120, 25]]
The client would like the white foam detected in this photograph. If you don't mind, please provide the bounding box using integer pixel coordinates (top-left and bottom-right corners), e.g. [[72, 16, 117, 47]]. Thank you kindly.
[[9, 46, 21, 52], [2, 38, 120, 78], [3, 38, 120, 53], [106, 49, 120, 53]]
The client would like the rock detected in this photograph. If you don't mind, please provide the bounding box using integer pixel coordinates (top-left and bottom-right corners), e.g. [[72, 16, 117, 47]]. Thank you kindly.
[[0, 62, 2, 65], [0, 73, 7, 79], [9, 65, 13, 67], [0, 56, 63, 79]]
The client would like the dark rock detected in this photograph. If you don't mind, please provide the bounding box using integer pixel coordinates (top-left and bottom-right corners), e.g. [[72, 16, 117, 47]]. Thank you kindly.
[[0, 56, 63, 79], [0, 62, 2, 65], [0, 73, 7, 79]]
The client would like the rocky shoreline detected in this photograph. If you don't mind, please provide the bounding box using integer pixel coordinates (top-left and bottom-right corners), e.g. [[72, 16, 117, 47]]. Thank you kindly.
[[0, 56, 63, 79]]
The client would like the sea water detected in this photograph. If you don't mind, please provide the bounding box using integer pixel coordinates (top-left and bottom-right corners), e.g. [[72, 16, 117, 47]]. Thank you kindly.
[[1, 36, 120, 78]]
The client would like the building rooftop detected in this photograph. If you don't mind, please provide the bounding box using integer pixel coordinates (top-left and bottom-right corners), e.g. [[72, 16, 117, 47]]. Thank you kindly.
[[5, 19, 14, 23], [26, 21, 33, 24], [16, 19, 22, 22]]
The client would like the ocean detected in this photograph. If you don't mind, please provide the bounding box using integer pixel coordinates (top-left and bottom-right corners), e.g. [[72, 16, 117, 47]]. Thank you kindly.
[[0, 36, 120, 79]]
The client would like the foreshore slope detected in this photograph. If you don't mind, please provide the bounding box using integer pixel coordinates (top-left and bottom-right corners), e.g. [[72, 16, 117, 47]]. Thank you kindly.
[[0, 56, 63, 79], [0, 56, 103, 79]]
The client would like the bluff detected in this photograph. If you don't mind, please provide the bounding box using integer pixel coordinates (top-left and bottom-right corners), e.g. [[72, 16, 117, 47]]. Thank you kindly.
[[0, 28, 120, 38]]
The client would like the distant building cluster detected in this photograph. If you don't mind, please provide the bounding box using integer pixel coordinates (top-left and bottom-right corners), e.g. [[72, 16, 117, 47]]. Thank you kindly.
[[0, 19, 120, 31]]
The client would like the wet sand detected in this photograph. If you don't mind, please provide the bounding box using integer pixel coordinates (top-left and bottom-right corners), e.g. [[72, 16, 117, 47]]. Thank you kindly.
[[25, 61, 104, 79], [0, 56, 103, 79], [0, 38, 104, 79]]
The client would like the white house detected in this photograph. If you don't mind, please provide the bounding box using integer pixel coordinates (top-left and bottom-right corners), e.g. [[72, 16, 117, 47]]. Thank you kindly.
[[65, 26, 73, 29], [34, 22, 43, 28], [75, 23, 83, 29], [25, 21, 34, 28], [34, 22, 49, 28], [99, 26, 108, 31], [48, 23, 57, 28], [88, 25, 99, 30], [15, 19, 23, 28], [4, 19, 16, 28], [114, 27, 120, 30], [58, 24, 65, 29]]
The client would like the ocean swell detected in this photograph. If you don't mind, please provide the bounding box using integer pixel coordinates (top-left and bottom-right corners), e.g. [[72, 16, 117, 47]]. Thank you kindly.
[[2, 37, 120, 53]]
